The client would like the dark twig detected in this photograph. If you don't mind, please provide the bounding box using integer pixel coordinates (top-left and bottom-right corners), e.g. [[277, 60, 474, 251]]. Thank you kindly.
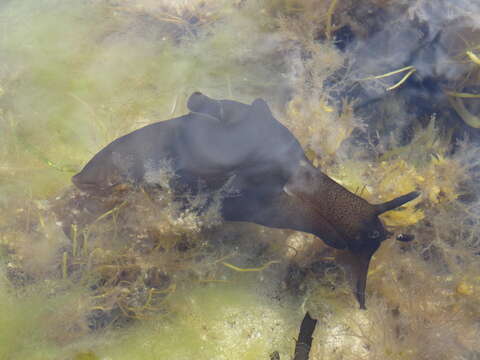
[[293, 312, 318, 360]]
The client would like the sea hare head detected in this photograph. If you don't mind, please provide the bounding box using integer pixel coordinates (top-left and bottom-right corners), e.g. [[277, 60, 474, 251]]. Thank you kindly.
[[346, 191, 420, 309]]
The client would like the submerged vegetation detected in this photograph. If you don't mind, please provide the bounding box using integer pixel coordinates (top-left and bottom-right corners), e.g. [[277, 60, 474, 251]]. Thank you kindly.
[[1, 0, 480, 359]]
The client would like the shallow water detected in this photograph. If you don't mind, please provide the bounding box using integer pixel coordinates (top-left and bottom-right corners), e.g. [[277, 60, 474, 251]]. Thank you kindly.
[[1, 1, 480, 359]]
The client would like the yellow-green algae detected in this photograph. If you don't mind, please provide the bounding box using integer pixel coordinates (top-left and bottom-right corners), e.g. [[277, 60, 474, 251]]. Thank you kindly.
[[91, 282, 298, 360], [0, 275, 90, 359], [0, 274, 298, 359]]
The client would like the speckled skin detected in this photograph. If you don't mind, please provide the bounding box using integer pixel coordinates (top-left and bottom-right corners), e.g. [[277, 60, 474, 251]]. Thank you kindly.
[[72, 93, 418, 309]]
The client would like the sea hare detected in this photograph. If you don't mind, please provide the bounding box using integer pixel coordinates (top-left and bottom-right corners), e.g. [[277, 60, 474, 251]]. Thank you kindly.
[[73, 92, 419, 308]]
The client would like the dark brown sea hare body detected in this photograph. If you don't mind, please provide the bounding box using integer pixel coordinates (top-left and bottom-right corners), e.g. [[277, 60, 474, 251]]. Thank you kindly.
[[72, 92, 419, 308]]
